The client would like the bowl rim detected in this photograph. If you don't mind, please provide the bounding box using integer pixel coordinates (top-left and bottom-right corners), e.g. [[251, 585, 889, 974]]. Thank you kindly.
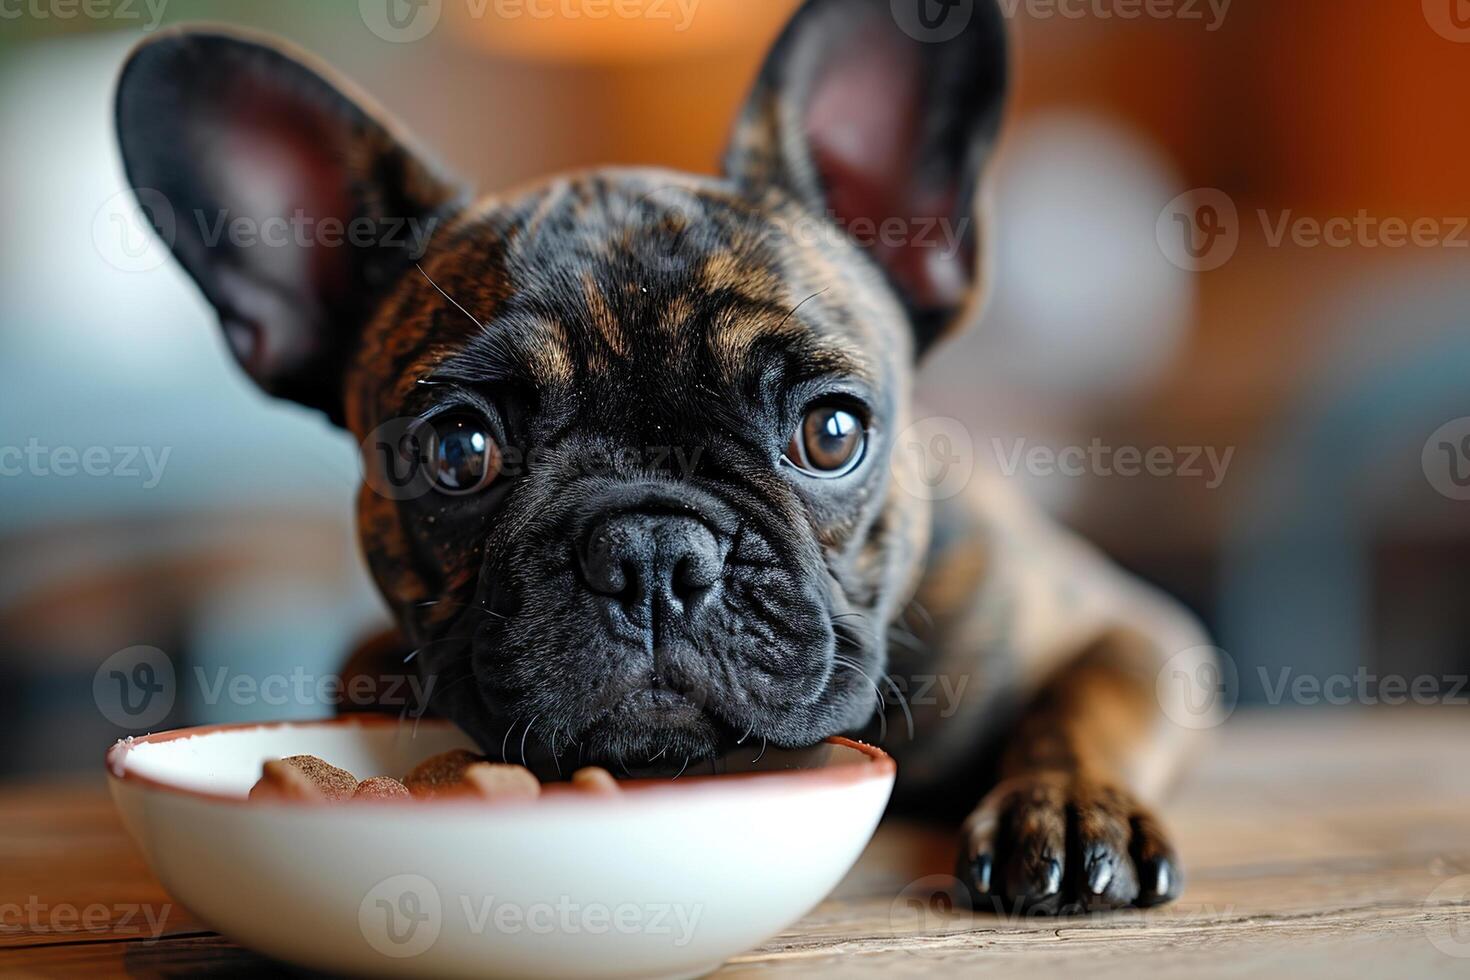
[[106, 715, 896, 808]]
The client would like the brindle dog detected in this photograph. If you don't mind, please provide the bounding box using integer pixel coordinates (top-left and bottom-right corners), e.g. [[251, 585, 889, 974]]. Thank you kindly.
[[116, 0, 1217, 914]]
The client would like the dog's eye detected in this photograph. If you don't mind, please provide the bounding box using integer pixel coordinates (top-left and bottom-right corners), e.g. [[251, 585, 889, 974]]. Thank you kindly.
[[426, 413, 501, 495], [785, 405, 866, 477]]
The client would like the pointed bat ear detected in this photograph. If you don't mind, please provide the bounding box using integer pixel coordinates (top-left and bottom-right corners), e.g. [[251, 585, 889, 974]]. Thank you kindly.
[[115, 28, 468, 421], [724, 0, 1008, 356]]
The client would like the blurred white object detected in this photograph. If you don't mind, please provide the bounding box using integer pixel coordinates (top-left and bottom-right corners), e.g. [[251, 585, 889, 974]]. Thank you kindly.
[[110, 719, 895, 980], [0, 34, 358, 532], [983, 110, 1196, 402]]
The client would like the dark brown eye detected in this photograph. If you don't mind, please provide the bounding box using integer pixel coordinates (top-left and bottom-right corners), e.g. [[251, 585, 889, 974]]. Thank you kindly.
[[426, 413, 502, 494], [785, 405, 867, 477]]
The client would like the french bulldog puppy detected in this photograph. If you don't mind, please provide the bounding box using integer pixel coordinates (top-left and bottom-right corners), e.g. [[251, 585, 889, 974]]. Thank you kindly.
[[116, 0, 1216, 913]]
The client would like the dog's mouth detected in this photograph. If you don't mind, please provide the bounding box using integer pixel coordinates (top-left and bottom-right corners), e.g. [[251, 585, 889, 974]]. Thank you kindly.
[[568, 681, 735, 775]]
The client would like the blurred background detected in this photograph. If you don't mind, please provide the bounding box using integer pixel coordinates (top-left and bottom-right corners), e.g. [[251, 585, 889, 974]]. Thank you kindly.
[[1, 0, 1467, 779]]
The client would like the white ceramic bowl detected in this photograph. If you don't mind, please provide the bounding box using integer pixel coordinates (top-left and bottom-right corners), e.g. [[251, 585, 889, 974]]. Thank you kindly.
[[107, 717, 894, 979]]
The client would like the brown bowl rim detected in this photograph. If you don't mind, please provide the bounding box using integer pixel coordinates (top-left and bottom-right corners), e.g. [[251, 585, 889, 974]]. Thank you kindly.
[[105, 715, 896, 808]]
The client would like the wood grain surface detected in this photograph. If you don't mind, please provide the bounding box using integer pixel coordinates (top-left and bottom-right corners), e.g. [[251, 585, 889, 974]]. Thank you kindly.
[[3, 709, 1468, 978]]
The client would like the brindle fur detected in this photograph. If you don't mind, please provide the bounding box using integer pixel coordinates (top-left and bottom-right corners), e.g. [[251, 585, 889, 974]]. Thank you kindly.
[[117, 0, 1214, 915]]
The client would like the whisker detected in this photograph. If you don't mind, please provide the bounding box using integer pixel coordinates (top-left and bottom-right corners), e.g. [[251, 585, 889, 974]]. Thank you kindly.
[[881, 673, 916, 741], [520, 716, 537, 769], [834, 655, 889, 743], [501, 717, 519, 764], [400, 634, 469, 665], [417, 262, 488, 332]]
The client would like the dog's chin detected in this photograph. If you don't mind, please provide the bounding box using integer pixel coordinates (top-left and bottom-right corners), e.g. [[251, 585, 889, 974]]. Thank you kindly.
[[574, 688, 729, 776]]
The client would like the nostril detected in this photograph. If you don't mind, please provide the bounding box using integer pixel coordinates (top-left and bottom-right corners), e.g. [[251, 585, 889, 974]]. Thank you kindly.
[[671, 553, 719, 604], [617, 559, 642, 605], [580, 530, 632, 598], [580, 513, 723, 613]]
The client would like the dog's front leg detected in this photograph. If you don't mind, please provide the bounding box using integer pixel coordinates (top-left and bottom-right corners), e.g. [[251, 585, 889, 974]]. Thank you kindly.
[[958, 625, 1213, 913]]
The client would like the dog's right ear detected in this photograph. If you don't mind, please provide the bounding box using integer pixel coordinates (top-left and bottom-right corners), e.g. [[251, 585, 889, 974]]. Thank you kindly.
[[724, 0, 1008, 356], [116, 28, 466, 422]]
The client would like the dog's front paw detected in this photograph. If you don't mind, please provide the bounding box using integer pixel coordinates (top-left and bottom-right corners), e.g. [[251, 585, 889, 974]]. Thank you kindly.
[[956, 774, 1180, 915]]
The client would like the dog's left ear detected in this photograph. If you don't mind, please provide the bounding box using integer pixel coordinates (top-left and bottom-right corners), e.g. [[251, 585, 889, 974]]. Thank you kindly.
[[116, 28, 467, 422], [724, 0, 1008, 355]]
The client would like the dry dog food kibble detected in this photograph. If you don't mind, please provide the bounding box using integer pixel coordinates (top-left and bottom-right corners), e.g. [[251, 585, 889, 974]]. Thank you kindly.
[[247, 749, 618, 803], [249, 755, 359, 802], [402, 749, 485, 799], [462, 762, 542, 800], [353, 776, 412, 800], [571, 766, 621, 794]]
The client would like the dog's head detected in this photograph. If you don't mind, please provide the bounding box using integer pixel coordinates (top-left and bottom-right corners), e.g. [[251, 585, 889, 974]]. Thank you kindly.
[[116, 0, 1007, 772]]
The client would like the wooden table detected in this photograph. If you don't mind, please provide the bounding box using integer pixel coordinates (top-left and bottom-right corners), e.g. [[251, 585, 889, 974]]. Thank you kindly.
[[4, 710, 1469, 978]]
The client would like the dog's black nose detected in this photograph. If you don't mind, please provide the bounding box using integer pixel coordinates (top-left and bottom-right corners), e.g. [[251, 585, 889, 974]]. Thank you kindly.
[[579, 514, 723, 615]]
